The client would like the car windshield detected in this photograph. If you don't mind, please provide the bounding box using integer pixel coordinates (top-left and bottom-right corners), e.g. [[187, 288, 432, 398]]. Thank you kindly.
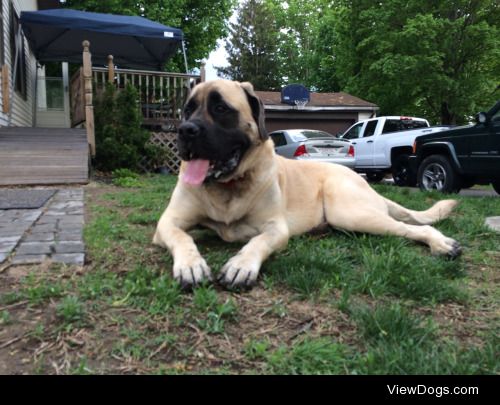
[[289, 130, 333, 142]]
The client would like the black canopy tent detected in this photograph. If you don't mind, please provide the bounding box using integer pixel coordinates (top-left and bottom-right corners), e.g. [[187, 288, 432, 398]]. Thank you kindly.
[[19, 8, 187, 70]]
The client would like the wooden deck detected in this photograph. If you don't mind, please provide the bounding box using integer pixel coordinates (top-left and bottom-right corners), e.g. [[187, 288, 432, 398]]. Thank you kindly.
[[0, 127, 89, 186]]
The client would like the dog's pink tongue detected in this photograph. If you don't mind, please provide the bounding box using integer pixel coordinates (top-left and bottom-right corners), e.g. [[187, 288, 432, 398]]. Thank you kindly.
[[182, 159, 210, 186]]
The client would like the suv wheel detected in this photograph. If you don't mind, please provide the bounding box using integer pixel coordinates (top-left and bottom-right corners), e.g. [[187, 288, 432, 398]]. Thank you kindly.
[[492, 181, 500, 195], [417, 155, 461, 193], [392, 154, 416, 187], [366, 172, 385, 183]]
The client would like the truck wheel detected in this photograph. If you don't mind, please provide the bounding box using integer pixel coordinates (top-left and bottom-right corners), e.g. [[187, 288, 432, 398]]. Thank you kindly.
[[392, 154, 416, 187], [492, 181, 500, 195], [366, 172, 385, 183], [417, 155, 461, 193]]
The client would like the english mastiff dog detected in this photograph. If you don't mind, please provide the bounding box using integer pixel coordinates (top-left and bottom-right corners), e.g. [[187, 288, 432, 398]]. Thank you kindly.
[[153, 80, 461, 290]]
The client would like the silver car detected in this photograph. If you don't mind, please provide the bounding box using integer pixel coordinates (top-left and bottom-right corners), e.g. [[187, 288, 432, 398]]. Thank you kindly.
[[269, 129, 355, 168]]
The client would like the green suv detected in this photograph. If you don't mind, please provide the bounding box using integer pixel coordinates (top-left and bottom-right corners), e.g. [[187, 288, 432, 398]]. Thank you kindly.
[[409, 100, 500, 194]]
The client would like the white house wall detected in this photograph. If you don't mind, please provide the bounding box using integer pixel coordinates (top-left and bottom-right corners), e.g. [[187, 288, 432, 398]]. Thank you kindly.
[[0, 0, 38, 127], [358, 111, 375, 121]]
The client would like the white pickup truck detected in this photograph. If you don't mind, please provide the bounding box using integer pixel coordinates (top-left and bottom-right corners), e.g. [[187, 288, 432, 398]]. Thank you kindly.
[[339, 116, 452, 186]]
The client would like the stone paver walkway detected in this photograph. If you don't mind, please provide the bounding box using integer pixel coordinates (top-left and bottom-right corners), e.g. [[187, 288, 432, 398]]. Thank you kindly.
[[0, 188, 84, 266]]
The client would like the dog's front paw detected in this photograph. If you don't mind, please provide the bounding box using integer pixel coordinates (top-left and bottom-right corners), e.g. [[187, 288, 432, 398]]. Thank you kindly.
[[217, 254, 260, 290], [173, 256, 212, 290]]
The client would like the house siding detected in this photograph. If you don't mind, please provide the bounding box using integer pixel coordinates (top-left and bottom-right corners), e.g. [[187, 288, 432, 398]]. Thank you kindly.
[[0, 0, 38, 128]]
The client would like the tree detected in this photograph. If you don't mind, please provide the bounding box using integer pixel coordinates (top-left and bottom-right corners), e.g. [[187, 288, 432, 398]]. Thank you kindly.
[[217, 0, 282, 91], [333, 0, 500, 124], [63, 0, 236, 71], [264, 0, 332, 89]]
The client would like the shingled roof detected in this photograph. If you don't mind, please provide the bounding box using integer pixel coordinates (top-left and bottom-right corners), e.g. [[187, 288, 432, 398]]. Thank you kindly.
[[255, 91, 378, 109]]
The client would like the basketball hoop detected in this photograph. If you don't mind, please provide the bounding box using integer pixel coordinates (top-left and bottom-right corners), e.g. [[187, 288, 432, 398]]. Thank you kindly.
[[294, 99, 308, 110]]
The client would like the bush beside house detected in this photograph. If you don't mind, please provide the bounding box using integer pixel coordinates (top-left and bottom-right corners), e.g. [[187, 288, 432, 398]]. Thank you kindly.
[[94, 83, 167, 172]]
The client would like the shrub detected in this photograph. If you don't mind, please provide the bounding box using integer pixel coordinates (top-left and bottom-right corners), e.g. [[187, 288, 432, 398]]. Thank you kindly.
[[94, 83, 157, 172]]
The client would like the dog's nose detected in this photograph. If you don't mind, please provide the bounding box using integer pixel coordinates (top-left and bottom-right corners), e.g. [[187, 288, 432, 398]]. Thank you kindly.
[[178, 121, 201, 140]]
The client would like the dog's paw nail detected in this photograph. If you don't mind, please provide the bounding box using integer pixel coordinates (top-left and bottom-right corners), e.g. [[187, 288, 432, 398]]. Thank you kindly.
[[218, 257, 259, 290], [174, 258, 212, 291], [447, 242, 462, 260]]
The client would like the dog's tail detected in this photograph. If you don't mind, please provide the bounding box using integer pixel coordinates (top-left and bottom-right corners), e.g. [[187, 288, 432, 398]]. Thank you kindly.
[[384, 198, 458, 225]]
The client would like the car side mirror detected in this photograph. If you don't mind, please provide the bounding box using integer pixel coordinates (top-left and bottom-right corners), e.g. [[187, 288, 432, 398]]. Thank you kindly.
[[475, 112, 488, 124]]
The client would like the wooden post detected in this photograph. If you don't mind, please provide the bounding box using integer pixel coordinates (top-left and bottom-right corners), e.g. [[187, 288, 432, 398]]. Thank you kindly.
[[200, 62, 206, 83], [82, 40, 96, 157], [1, 65, 10, 114], [107, 55, 115, 84]]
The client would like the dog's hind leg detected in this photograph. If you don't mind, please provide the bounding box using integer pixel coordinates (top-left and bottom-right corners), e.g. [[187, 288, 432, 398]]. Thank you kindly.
[[383, 198, 458, 225], [322, 182, 461, 258]]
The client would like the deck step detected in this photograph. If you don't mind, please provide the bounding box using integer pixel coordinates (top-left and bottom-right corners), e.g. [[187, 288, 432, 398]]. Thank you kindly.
[[0, 127, 89, 186]]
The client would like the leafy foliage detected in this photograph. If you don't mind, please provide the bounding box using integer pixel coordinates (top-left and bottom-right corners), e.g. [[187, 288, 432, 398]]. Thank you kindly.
[[253, 0, 499, 123], [94, 83, 151, 172], [218, 0, 282, 91], [63, 0, 236, 71], [331, 0, 500, 124]]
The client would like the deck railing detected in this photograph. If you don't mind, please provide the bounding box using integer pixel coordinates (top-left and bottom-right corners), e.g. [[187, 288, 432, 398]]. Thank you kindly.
[[69, 41, 205, 156], [92, 67, 200, 128]]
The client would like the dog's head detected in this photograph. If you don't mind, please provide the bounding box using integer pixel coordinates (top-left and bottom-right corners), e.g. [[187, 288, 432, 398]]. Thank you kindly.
[[177, 80, 267, 186]]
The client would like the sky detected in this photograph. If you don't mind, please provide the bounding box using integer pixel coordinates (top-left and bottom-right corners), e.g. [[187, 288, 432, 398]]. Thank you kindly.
[[203, 5, 240, 81], [205, 40, 229, 81]]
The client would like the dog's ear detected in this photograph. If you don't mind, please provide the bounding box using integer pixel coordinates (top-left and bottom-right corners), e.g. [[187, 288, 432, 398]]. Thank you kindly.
[[240, 82, 268, 141]]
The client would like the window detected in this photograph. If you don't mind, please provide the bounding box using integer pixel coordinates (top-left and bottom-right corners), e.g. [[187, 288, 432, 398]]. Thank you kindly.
[[270, 132, 287, 147], [382, 119, 428, 134], [363, 120, 378, 138], [342, 122, 363, 140], [9, 3, 26, 99]]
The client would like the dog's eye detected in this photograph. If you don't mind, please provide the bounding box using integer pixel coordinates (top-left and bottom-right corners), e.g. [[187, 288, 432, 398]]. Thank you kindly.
[[214, 103, 229, 114], [184, 107, 193, 119]]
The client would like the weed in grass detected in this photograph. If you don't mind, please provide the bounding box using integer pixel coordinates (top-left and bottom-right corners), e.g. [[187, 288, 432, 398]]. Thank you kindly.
[[28, 323, 46, 342], [78, 271, 121, 300], [24, 282, 65, 305], [120, 266, 181, 314], [70, 357, 93, 375], [266, 338, 349, 374], [244, 339, 271, 361], [0, 291, 23, 306], [198, 298, 238, 334], [193, 286, 219, 312], [112, 340, 150, 361], [193, 287, 238, 334], [56, 295, 86, 325], [0, 310, 11, 325]]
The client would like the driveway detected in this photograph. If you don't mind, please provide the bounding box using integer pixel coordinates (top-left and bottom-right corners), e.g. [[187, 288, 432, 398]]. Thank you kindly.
[[380, 178, 498, 197]]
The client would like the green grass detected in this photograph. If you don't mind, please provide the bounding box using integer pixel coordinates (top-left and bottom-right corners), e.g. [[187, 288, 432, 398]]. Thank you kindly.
[[266, 338, 349, 374], [56, 295, 86, 325], [1, 174, 498, 375], [193, 286, 238, 334], [350, 303, 499, 374], [0, 310, 11, 325]]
